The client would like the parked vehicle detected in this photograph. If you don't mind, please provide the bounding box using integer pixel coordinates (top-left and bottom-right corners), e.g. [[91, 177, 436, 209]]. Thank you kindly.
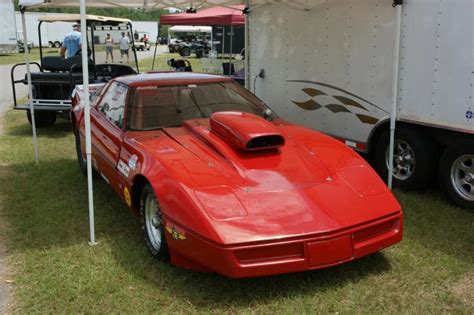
[[17, 32, 34, 53], [132, 31, 151, 51], [169, 40, 209, 58], [0, 0, 18, 54], [247, 0, 473, 209], [71, 72, 403, 278], [10, 14, 139, 128]]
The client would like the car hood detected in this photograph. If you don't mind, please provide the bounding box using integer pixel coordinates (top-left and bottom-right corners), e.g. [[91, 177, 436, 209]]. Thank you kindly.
[[134, 115, 401, 244]]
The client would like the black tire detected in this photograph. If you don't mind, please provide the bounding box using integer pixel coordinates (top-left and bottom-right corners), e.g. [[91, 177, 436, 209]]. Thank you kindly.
[[179, 47, 191, 57], [439, 142, 474, 209], [140, 184, 170, 260], [75, 126, 87, 176], [195, 49, 204, 59], [27, 110, 56, 128], [54, 41, 61, 48], [374, 125, 437, 189]]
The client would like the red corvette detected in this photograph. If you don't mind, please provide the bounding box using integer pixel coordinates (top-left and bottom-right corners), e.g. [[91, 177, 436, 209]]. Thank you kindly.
[[71, 72, 403, 278]]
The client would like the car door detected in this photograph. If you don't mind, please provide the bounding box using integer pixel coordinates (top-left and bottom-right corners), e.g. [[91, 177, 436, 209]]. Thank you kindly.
[[91, 81, 128, 188]]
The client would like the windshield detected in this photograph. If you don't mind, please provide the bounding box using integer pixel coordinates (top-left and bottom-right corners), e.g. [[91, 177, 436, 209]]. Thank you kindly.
[[127, 81, 277, 131]]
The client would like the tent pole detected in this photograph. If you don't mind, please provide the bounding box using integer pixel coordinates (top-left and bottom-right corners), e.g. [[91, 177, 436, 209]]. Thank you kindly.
[[388, 3, 403, 189], [228, 24, 233, 75], [152, 23, 159, 70], [80, 0, 97, 246], [221, 26, 225, 64], [21, 8, 39, 164], [244, 0, 250, 90]]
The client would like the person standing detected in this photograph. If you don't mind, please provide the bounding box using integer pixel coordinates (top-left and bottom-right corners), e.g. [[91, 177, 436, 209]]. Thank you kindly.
[[105, 33, 114, 63], [119, 32, 130, 63], [60, 24, 81, 58]]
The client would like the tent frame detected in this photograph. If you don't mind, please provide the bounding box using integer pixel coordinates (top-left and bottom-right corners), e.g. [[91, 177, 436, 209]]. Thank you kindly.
[[18, 0, 402, 245]]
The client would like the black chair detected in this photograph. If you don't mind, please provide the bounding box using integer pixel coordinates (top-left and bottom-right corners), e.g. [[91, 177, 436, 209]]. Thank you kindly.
[[222, 62, 235, 76]]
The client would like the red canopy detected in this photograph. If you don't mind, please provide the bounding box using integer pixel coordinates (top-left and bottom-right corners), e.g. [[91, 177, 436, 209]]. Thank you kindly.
[[160, 5, 246, 26]]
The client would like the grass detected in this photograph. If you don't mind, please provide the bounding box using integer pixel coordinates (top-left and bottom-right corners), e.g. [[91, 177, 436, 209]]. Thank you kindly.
[[138, 52, 204, 73], [0, 110, 472, 313], [0, 48, 59, 66]]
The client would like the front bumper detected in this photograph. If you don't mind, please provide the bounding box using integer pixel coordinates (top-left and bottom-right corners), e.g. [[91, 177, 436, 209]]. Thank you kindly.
[[167, 212, 403, 278]]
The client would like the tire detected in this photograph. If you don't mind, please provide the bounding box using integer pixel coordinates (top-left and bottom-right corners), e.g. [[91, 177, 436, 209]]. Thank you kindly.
[[27, 110, 56, 128], [374, 125, 437, 189], [439, 142, 474, 209], [75, 126, 87, 176], [54, 41, 61, 48], [179, 47, 191, 57], [195, 49, 204, 59], [140, 184, 170, 260]]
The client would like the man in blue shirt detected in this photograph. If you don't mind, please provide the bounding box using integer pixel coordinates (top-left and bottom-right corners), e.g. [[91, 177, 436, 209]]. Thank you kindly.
[[60, 24, 81, 58]]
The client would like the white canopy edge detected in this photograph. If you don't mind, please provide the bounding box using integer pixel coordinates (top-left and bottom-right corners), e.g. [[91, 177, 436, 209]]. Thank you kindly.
[[19, 0, 328, 11], [169, 25, 212, 33], [37, 13, 131, 23]]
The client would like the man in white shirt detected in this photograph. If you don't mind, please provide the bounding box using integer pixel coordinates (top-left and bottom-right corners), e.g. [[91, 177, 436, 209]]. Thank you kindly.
[[119, 32, 130, 63]]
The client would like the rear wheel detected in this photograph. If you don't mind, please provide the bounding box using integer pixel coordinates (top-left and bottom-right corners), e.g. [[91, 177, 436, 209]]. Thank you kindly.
[[439, 143, 474, 209], [375, 125, 437, 189], [75, 126, 87, 176], [179, 47, 191, 57], [140, 184, 170, 260], [53, 41, 61, 48], [27, 110, 56, 128]]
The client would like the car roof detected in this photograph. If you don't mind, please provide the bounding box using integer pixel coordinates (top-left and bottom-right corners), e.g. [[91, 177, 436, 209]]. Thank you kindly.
[[116, 72, 233, 87]]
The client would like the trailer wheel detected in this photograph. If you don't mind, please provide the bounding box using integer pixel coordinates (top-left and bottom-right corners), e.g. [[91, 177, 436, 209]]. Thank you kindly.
[[439, 142, 474, 209], [179, 47, 191, 57], [53, 41, 61, 48], [27, 110, 56, 128], [375, 125, 436, 189]]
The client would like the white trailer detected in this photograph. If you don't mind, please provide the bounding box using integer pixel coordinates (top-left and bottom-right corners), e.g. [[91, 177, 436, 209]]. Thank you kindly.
[[247, 0, 473, 208], [0, 0, 18, 54]]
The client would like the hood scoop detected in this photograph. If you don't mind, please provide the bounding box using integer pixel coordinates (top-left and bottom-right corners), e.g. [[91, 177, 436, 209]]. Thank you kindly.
[[210, 112, 285, 151]]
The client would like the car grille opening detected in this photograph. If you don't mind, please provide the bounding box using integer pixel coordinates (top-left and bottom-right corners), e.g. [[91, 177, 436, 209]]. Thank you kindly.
[[234, 243, 304, 264], [353, 219, 399, 243]]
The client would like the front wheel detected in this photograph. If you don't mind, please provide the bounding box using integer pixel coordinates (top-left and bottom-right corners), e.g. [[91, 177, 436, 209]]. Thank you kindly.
[[375, 125, 437, 189], [140, 184, 170, 260], [439, 143, 474, 209], [27, 110, 56, 128]]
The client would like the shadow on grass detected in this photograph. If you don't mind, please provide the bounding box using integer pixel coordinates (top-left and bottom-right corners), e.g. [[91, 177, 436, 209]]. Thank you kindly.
[[5, 118, 71, 138], [0, 156, 393, 307], [394, 188, 474, 263], [1, 154, 472, 309]]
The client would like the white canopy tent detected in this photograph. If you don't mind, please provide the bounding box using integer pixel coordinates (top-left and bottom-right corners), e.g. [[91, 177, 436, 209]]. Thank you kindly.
[[169, 25, 212, 33], [18, 0, 402, 245]]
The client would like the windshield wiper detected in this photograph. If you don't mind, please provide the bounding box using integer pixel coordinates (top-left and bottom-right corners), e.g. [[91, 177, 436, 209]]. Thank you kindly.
[[188, 89, 206, 118]]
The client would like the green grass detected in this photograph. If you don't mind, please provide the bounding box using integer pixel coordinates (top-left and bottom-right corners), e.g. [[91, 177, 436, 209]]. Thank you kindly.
[[0, 110, 473, 313], [138, 52, 204, 73], [0, 48, 59, 66]]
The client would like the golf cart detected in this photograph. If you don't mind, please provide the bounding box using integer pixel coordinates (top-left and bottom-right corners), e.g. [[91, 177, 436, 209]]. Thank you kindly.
[[11, 14, 139, 127], [133, 31, 151, 51]]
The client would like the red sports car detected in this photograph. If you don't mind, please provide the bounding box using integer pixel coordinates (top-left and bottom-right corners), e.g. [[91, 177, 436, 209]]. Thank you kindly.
[[71, 73, 403, 278]]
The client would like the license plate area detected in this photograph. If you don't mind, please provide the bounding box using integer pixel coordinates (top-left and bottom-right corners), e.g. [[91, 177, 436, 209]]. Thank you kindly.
[[307, 235, 353, 267]]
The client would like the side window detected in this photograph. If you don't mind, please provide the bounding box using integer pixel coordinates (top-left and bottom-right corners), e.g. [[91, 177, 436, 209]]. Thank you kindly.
[[98, 82, 128, 129]]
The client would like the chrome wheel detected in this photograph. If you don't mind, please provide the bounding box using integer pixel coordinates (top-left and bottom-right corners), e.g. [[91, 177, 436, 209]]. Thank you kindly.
[[144, 194, 163, 251], [450, 154, 474, 201], [386, 140, 416, 180]]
